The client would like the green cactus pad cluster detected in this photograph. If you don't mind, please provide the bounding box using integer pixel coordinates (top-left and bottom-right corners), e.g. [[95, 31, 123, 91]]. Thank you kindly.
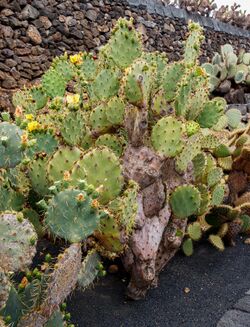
[[170, 185, 201, 219], [71, 147, 124, 204], [0, 122, 23, 169], [0, 212, 37, 272], [151, 116, 184, 157]]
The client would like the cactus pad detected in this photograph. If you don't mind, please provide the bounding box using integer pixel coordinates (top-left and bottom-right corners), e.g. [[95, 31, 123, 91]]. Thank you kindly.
[[0, 269, 10, 311], [95, 213, 123, 255], [151, 116, 184, 157], [95, 134, 124, 157], [187, 222, 202, 241], [47, 146, 82, 183], [182, 238, 193, 256], [122, 59, 153, 106], [71, 147, 124, 204], [211, 184, 225, 206], [42, 69, 67, 99], [208, 235, 225, 251], [0, 122, 23, 168], [105, 97, 125, 126], [101, 18, 142, 69], [170, 185, 201, 219], [28, 158, 49, 197], [60, 111, 86, 146], [77, 250, 101, 290], [45, 189, 101, 242], [162, 62, 186, 102], [25, 132, 58, 159], [89, 68, 119, 102], [197, 98, 225, 128], [0, 212, 37, 272], [42, 243, 81, 314], [226, 109, 241, 129]]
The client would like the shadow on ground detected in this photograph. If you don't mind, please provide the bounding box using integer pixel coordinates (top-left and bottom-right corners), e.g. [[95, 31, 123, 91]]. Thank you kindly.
[[67, 238, 250, 327]]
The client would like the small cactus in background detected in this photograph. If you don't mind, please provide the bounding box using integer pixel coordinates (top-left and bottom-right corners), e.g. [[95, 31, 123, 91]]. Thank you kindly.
[[202, 44, 250, 108], [0, 18, 249, 317]]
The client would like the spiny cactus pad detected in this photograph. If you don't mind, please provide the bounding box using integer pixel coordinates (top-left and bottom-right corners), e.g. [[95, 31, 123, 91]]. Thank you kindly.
[[42, 69, 67, 99], [28, 158, 49, 196], [45, 189, 101, 242], [0, 212, 37, 272], [151, 116, 184, 157], [41, 243, 82, 316], [170, 185, 201, 219], [101, 18, 142, 69], [95, 134, 124, 157], [71, 147, 124, 204], [47, 146, 82, 183], [77, 250, 101, 290], [0, 269, 10, 311], [0, 122, 23, 168]]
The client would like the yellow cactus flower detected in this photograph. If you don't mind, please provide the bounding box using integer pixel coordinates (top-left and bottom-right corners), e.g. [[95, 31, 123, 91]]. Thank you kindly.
[[66, 94, 80, 106], [25, 114, 34, 121], [70, 53, 83, 65], [27, 121, 41, 132]]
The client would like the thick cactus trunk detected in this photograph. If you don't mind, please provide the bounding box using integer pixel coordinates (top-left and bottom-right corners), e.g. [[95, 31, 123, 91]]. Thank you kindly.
[[122, 142, 193, 299]]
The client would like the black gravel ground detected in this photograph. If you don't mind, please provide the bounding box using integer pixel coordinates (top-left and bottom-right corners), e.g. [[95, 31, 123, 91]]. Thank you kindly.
[[67, 237, 250, 327]]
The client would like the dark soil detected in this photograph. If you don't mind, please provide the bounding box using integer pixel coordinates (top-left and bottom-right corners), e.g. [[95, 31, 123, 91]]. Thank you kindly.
[[67, 237, 250, 327]]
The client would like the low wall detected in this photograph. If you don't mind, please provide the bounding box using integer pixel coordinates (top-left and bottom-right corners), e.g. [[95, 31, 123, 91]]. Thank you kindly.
[[0, 0, 250, 110]]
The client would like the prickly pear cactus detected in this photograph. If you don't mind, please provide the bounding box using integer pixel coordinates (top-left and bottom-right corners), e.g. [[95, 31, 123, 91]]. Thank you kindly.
[[5, 18, 242, 303]]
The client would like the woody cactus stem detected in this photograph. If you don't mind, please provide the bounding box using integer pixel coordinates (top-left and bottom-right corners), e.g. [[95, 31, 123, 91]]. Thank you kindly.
[[122, 83, 193, 298]]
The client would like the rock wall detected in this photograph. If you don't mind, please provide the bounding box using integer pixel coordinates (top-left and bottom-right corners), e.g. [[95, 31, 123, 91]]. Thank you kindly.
[[0, 0, 250, 101]]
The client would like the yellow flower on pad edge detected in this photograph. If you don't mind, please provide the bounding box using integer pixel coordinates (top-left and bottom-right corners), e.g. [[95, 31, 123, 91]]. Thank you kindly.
[[66, 94, 80, 106], [25, 114, 34, 121], [27, 121, 41, 132], [70, 53, 83, 65]]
